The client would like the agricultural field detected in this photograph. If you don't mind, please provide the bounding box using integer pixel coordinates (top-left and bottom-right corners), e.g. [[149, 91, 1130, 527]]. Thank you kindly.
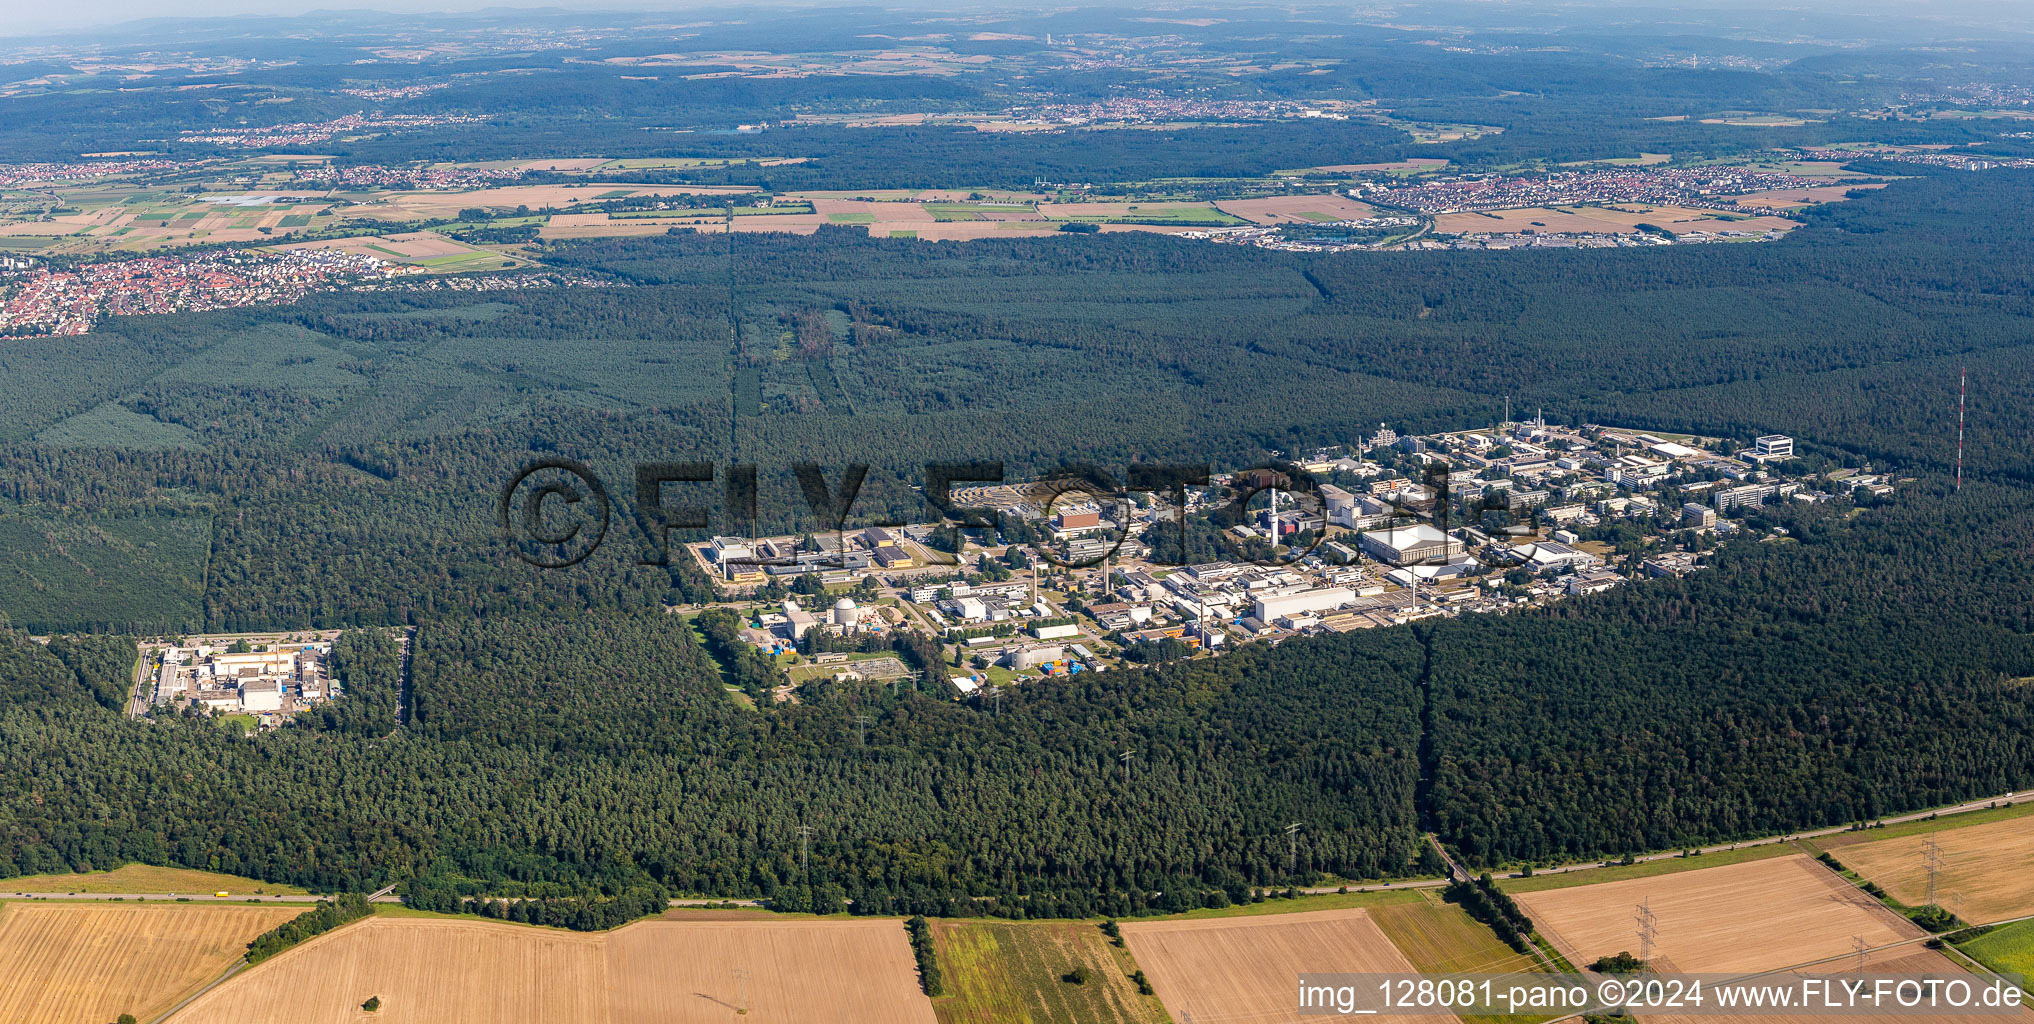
[[0, 179, 759, 256], [1645, 950, 1995, 1024], [1215, 193, 1376, 224], [1433, 204, 1797, 236], [354, 182, 752, 219], [1958, 919, 2034, 979], [1119, 908, 1456, 1024], [930, 919, 1165, 1024], [0, 189, 341, 252], [1572, 153, 1674, 167], [171, 911, 938, 1023], [1514, 855, 1922, 974], [540, 192, 1250, 239], [1734, 183, 1887, 209], [1831, 815, 2034, 924], [1501, 842, 1804, 894], [1369, 893, 1541, 975], [923, 201, 1047, 222], [1035, 201, 1245, 226], [1, 864, 303, 896], [270, 230, 526, 271], [0, 901, 302, 1024]]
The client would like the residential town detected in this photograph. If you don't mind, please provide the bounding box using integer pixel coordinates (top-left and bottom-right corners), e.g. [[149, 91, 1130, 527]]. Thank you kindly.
[[1356, 165, 1838, 215], [1011, 95, 1352, 125], [0, 247, 412, 337], [338, 82, 453, 101], [294, 162, 530, 190], [0, 158, 192, 189], [1195, 218, 1785, 254], [686, 421, 1897, 698], [174, 111, 489, 149], [1796, 147, 2034, 173]]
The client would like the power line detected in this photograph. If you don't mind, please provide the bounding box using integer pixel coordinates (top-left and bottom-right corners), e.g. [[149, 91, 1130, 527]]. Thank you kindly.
[[1636, 898, 1657, 966], [796, 824, 814, 873], [1120, 749, 1134, 785], [1923, 834, 1944, 909], [1285, 822, 1303, 877]]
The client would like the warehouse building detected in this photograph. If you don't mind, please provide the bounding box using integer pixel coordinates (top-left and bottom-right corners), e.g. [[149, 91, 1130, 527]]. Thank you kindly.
[[1252, 587, 1355, 623], [1357, 524, 1464, 565]]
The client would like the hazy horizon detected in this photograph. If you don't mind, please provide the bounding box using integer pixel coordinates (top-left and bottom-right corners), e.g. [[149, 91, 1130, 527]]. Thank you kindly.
[[9, 0, 2034, 41]]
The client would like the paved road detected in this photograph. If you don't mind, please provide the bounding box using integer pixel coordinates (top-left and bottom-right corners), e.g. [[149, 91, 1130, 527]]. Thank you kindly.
[[2, 891, 331, 903], [126, 651, 152, 719], [0, 890, 772, 908]]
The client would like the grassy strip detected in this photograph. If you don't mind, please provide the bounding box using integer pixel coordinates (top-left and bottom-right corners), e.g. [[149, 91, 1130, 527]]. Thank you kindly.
[[1810, 800, 2034, 852], [1499, 842, 1801, 893]]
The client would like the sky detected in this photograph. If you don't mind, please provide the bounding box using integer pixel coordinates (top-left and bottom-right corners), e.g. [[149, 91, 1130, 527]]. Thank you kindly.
[[7, 0, 2033, 39]]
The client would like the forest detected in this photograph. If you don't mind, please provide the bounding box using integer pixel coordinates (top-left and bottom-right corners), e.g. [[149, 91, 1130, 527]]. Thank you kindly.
[[0, 159, 2031, 914]]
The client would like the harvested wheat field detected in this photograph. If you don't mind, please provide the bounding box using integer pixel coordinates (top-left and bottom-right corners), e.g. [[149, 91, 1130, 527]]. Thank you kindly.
[[1836, 815, 2034, 924], [170, 913, 938, 1024], [1732, 183, 1887, 209], [1516, 855, 1922, 974], [1216, 194, 1376, 224], [1119, 908, 1457, 1024], [1642, 949, 2003, 1024], [0, 901, 301, 1024]]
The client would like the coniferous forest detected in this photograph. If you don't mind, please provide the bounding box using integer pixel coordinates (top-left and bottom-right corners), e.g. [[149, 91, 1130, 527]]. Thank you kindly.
[[2, 166, 2033, 917]]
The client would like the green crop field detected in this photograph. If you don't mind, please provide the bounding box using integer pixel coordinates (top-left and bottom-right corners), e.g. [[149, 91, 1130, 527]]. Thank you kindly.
[[1372, 893, 1551, 1024], [1958, 920, 2034, 981], [1371, 893, 1540, 975], [827, 212, 877, 223], [931, 919, 1165, 1024]]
